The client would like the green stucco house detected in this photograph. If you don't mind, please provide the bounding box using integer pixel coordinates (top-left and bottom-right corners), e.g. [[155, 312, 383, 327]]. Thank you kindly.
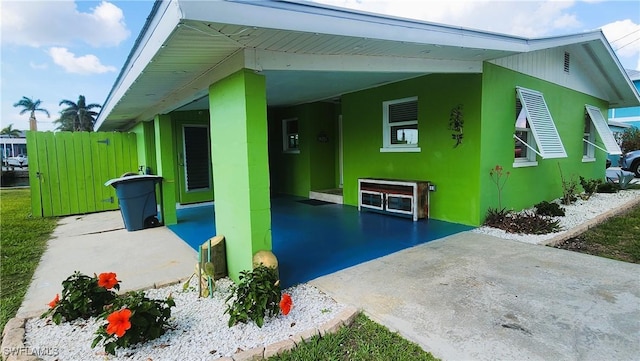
[[95, 0, 640, 280]]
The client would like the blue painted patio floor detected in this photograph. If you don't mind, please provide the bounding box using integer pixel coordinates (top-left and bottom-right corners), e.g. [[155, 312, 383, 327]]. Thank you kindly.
[[167, 196, 473, 288]]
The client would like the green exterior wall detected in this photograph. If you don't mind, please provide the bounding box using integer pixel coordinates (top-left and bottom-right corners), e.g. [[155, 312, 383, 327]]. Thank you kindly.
[[268, 102, 338, 197], [209, 69, 272, 282], [131, 121, 157, 175], [479, 63, 609, 220], [171, 110, 215, 205], [154, 114, 178, 225], [341, 74, 483, 226]]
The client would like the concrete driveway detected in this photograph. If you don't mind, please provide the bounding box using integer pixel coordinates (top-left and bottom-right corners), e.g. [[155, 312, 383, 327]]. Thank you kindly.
[[311, 232, 640, 361]]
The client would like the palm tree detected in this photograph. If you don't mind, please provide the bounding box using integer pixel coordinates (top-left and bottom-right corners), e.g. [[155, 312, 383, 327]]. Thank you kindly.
[[13, 96, 50, 131], [0, 124, 22, 138], [55, 95, 102, 132]]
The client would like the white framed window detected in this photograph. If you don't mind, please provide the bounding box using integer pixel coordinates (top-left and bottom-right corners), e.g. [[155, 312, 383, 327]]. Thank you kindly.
[[282, 118, 299, 154], [514, 97, 537, 166], [584, 104, 622, 157], [513, 87, 566, 167], [582, 115, 595, 161], [381, 97, 420, 152]]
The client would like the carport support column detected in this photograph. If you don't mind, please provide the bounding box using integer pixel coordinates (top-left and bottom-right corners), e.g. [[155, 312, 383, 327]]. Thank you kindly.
[[209, 69, 272, 282], [154, 114, 177, 225]]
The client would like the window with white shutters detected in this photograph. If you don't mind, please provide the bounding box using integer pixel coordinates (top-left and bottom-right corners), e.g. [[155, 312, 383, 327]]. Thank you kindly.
[[584, 104, 622, 155], [514, 87, 567, 160]]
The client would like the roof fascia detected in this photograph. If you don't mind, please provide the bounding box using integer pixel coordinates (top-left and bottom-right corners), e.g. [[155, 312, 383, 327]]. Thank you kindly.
[[96, 0, 183, 130], [178, 0, 530, 52]]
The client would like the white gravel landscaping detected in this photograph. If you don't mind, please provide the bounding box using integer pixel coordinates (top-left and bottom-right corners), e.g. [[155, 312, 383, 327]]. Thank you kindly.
[[473, 188, 640, 245], [24, 278, 346, 360]]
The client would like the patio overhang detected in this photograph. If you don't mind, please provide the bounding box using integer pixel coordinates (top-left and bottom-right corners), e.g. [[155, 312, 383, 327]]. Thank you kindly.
[[96, 0, 640, 132]]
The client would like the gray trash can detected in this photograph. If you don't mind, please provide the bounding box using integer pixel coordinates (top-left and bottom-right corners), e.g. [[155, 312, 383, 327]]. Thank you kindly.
[[105, 175, 163, 231]]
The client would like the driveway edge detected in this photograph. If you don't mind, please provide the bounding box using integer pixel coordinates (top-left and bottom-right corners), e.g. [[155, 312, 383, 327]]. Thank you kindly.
[[543, 194, 640, 246]]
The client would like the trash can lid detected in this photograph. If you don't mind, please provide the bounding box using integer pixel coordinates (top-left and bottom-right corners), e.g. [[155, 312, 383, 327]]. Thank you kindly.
[[104, 174, 163, 187]]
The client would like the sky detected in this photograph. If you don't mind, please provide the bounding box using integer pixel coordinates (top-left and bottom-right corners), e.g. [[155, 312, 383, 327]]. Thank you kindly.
[[1, 0, 639, 133]]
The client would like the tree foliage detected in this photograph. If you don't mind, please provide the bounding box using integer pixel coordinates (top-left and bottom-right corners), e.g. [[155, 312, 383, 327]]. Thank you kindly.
[[13, 96, 50, 130], [619, 127, 640, 153], [54, 95, 102, 132], [0, 124, 22, 138]]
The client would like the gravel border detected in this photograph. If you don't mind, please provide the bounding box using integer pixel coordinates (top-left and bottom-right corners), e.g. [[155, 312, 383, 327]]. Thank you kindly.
[[2, 279, 358, 361], [472, 189, 640, 245]]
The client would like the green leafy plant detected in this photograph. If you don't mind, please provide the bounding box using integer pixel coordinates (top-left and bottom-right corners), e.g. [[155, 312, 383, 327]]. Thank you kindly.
[[616, 171, 635, 190], [579, 176, 602, 199], [504, 212, 561, 234], [488, 211, 561, 234], [489, 164, 510, 210], [558, 164, 577, 205], [448, 104, 464, 147], [483, 207, 510, 228], [534, 201, 565, 217], [225, 265, 281, 328], [619, 127, 640, 153], [597, 182, 618, 193], [92, 291, 175, 355], [41, 271, 119, 324]]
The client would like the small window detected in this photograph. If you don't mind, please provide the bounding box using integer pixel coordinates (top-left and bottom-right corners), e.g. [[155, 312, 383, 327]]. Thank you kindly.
[[514, 87, 567, 161], [282, 118, 299, 153], [584, 105, 622, 155], [564, 52, 570, 73], [583, 115, 595, 160], [381, 97, 420, 152], [514, 98, 537, 164]]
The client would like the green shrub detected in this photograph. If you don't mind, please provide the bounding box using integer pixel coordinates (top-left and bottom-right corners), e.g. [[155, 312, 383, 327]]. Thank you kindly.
[[559, 165, 578, 204], [619, 127, 640, 153], [534, 201, 565, 217], [41, 271, 118, 324], [92, 291, 175, 355], [597, 182, 618, 193], [506, 212, 562, 235], [225, 265, 281, 328], [579, 176, 602, 199], [483, 207, 510, 228]]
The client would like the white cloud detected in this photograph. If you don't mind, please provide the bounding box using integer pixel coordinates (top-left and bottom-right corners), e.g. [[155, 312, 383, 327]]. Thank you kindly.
[[48, 47, 117, 75], [601, 19, 640, 59], [0, 1, 130, 48], [29, 62, 48, 70], [314, 0, 582, 37]]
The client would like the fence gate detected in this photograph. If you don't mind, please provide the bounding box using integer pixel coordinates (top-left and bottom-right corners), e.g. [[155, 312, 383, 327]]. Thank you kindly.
[[27, 131, 138, 217]]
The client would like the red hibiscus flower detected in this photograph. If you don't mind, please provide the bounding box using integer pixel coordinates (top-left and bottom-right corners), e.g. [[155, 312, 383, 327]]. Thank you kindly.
[[106, 309, 132, 338], [98, 272, 119, 289], [279, 293, 292, 315], [48, 294, 59, 309]]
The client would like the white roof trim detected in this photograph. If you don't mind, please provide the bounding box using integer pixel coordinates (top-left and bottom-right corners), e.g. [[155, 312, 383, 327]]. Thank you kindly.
[[516, 87, 567, 159], [585, 104, 622, 155]]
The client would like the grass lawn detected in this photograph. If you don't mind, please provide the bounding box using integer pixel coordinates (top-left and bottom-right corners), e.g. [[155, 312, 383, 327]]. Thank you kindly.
[[0, 189, 58, 334], [269, 313, 439, 361], [552, 202, 640, 263]]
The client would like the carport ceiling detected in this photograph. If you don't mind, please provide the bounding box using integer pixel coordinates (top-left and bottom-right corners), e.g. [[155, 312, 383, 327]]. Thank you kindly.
[[103, 19, 513, 130]]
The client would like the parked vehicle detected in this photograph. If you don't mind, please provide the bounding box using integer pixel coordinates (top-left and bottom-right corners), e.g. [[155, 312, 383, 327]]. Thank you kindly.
[[620, 150, 640, 177], [5, 154, 28, 168]]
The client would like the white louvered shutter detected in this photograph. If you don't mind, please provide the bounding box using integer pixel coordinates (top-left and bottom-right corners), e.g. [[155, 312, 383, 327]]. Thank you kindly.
[[585, 104, 622, 155], [516, 87, 567, 159]]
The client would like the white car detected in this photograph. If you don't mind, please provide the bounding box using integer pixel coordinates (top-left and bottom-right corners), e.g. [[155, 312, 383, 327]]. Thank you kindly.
[[5, 154, 28, 167]]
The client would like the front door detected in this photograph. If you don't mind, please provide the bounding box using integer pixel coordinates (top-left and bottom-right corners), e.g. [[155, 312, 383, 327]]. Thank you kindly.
[[177, 124, 214, 204]]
